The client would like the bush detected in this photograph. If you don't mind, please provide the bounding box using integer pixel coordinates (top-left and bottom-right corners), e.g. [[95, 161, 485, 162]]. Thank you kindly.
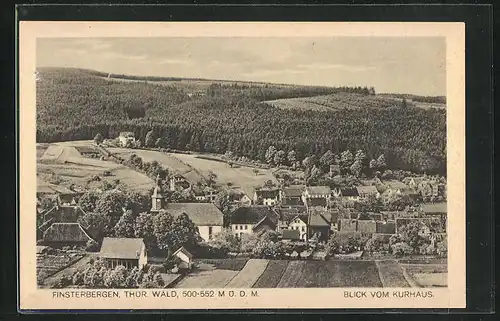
[[391, 242, 413, 257], [364, 234, 391, 253], [86, 239, 100, 252]]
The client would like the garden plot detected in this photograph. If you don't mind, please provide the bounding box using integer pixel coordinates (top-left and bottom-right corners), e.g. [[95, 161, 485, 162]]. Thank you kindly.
[[375, 260, 410, 287], [37, 252, 86, 286], [225, 259, 269, 288], [276, 261, 306, 288], [175, 268, 238, 289], [402, 263, 448, 288], [253, 260, 289, 288]]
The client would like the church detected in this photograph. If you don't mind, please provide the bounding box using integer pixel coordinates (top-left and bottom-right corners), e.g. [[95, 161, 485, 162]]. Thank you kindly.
[[150, 174, 224, 242]]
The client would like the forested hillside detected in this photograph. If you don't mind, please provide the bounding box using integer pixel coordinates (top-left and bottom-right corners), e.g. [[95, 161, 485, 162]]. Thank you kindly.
[[36, 68, 447, 174]]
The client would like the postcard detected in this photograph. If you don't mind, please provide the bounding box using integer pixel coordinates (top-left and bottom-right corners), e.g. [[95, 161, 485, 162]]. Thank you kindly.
[[19, 21, 465, 310]]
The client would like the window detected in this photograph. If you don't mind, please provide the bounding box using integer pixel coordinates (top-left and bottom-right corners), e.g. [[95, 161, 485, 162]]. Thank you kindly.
[[301, 226, 305, 232], [245, 225, 248, 230], [208, 226, 213, 239], [240, 225, 244, 230]]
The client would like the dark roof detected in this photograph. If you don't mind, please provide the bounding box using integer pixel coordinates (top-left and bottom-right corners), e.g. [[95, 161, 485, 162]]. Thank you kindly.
[[231, 206, 279, 225], [305, 186, 332, 195], [341, 188, 359, 197], [43, 223, 94, 243], [166, 203, 223, 226], [44, 205, 86, 222], [309, 208, 339, 224], [255, 188, 280, 199], [282, 185, 305, 198], [277, 206, 307, 221], [281, 229, 300, 240], [308, 212, 330, 227], [306, 198, 327, 207], [253, 216, 278, 231], [100, 237, 145, 259]]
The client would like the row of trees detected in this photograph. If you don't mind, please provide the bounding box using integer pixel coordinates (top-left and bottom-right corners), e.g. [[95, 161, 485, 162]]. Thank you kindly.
[[36, 67, 447, 174], [53, 258, 166, 289]]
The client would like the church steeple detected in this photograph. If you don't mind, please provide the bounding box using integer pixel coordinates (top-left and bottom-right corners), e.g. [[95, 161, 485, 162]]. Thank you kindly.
[[151, 174, 165, 212]]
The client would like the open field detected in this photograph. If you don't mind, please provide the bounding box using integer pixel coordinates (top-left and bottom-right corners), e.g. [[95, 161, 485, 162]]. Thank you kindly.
[[107, 148, 206, 184], [402, 263, 448, 288], [253, 260, 289, 288], [265, 92, 446, 111], [37, 141, 154, 193], [175, 263, 239, 288], [375, 260, 410, 287], [169, 153, 278, 197], [225, 259, 269, 288], [265, 92, 403, 112], [173, 259, 444, 289]]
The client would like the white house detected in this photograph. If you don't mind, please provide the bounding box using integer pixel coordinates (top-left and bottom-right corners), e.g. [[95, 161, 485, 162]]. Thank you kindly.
[[287, 215, 308, 241], [230, 206, 279, 238], [173, 246, 194, 270], [100, 237, 148, 270], [118, 132, 136, 147], [302, 186, 331, 208], [254, 187, 280, 206]]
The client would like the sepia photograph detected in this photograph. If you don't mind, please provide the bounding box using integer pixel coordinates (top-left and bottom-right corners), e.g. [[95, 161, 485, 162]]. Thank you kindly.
[[19, 22, 465, 310]]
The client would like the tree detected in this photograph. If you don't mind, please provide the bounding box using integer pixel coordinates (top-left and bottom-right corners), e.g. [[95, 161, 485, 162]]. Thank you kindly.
[[207, 171, 217, 187], [350, 160, 362, 177], [94, 190, 127, 229], [78, 189, 101, 213], [209, 229, 240, 253], [369, 159, 378, 170], [134, 211, 158, 252], [214, 190, 233, 227], [401, 98, 408, 108], [273, 150, 286, 166], [153, 211, 199, 257], [302, 155, 317, 171], [78, 212, 110, 241], [114, 210, 136, 238], [355, 150, 367, 165], [252, 168, 259, 176], [104, 265, 127, 288], [319, 150, 335, 170], [265, 145, 277, 164], [306, 165, 322, 185], [377, 154, 387, 170], [93, 133, 104, 145], [287, 150, 297, 165], [145, 130, 155, 148], [340, 150, 354, 172]]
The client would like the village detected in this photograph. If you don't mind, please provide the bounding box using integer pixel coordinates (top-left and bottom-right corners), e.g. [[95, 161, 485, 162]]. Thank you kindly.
[[36, 132, 448, 289]]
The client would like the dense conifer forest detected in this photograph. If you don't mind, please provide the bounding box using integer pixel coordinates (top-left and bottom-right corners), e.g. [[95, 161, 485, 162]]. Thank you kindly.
[[36, 67, 447, 175]]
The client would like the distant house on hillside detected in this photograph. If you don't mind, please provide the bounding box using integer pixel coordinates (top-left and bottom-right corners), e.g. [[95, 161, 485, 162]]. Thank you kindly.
[[355, 185, 380, 199], [253, 187, 280, 206], [230, 206, 279, 237], [42, 223, 94, 248], [118, 132, 136, 147], [169, 174, 192, 191], [100, 237, 148, 270]]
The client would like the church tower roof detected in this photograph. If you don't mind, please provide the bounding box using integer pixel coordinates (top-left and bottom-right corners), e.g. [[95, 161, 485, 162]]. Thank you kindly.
[[152, 174, 164, 199]]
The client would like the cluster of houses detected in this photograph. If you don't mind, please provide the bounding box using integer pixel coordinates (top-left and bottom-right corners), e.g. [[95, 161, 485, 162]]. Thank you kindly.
[[36, 173, 446, 271]]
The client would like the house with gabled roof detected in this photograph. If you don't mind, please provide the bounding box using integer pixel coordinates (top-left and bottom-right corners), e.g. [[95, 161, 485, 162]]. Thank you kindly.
[[43, 222, 94, 248], [100, 237, 147, 270], [307, 210, 331, 242], [280, 185, 305, 207], [166, 203, 224, 242], [253, 187, 280, 206], [173, 246, 194, 270], [339, 187, 360, 201], [230, 206, 279, 238], [355, 185, 380, 199]]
